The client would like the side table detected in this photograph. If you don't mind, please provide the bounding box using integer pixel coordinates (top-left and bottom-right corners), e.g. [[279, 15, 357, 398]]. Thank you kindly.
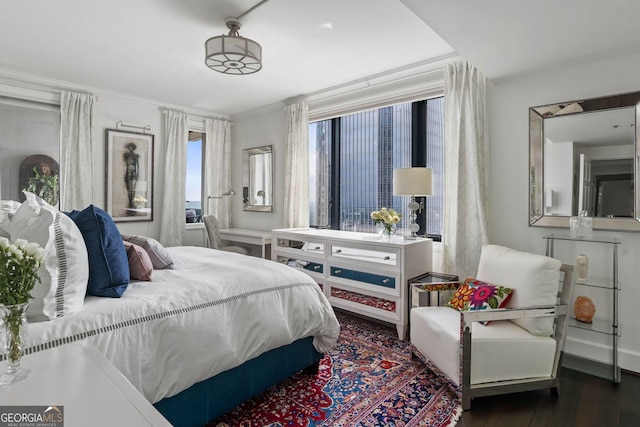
[[0, 341, 171, 427], [410, 271, 460, 308]]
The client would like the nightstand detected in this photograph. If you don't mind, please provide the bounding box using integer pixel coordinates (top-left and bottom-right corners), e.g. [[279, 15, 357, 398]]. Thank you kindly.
[[0, 341, 171, 427]]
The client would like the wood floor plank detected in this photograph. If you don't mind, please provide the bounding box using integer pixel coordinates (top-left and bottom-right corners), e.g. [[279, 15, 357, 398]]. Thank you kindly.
[[459, 368, 640, 427]]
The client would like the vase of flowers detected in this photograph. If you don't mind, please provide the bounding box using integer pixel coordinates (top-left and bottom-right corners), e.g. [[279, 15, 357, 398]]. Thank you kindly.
[[370, 208, 401, 242], [0, 237, 44, 386], [133, 196, 147, 209]]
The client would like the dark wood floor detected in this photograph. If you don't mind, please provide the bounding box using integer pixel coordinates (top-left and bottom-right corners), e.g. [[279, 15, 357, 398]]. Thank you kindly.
[[457, 368, 640, 427]]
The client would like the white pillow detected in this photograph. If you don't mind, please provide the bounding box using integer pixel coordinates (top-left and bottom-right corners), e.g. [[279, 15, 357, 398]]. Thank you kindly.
[[0, 200, 21, 238], [476, 244, 561, 336], [8, 192, 89, 321], [121, 234, 174, 269]]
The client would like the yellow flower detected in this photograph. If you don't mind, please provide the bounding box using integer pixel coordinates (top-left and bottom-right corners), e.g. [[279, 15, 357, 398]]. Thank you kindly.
[[449, 285, 474, 310]]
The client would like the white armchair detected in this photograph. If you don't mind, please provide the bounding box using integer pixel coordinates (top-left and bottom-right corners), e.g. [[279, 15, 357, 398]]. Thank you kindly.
[[410, 244, 574, 410]]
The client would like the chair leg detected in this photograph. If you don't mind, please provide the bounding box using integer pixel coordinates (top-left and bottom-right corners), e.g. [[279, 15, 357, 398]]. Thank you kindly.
[[550, 386, 559, 398], [462, 394, 472, 411]]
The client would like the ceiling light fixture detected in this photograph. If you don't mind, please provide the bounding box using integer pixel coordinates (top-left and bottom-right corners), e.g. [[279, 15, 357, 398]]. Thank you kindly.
[[204, 0, 271, 75]]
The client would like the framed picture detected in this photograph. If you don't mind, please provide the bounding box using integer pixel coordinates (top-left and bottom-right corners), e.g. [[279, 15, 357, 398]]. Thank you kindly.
[[105, 129, 154, 222]]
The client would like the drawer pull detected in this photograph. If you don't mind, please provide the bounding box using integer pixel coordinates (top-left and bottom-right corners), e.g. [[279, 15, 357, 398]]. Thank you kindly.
[[383, 256, 390, 260], [313, 265, 321, 271], [382, 278, 390, 284], [335, 249, 342, 254], [313, 246, 321, 250], [334, 269, 342, 274]]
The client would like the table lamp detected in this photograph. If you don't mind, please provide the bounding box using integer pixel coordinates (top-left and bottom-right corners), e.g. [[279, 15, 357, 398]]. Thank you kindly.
[[393, 167, 433, 239]]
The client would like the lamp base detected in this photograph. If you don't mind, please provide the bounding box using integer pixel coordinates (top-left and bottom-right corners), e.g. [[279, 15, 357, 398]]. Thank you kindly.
[[406, 199, 420, 239]]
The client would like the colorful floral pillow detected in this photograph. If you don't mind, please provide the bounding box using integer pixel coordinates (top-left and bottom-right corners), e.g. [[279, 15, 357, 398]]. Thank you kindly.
[[447, 278, 513, 323]]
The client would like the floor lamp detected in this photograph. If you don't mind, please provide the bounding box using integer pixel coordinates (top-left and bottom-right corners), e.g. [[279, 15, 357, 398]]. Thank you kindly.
[[393, 168, 433, 239]]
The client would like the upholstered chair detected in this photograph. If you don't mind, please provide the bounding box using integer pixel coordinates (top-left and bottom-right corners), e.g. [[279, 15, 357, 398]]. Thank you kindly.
[[202, 215, 249, 255], [411, 244, 574, 410]]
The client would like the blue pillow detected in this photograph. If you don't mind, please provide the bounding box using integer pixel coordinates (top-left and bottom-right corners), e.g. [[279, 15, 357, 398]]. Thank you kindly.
[[66, 205, 129, 297]]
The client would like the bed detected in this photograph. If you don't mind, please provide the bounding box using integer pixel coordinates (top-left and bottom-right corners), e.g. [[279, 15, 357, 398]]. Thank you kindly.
[[22, 245, 341, 426]]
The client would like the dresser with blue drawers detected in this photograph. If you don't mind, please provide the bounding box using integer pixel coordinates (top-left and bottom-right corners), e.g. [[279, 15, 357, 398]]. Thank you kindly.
[[271, 228, 432, 340]]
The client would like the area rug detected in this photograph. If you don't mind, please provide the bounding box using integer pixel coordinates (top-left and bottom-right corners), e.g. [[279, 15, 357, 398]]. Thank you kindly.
[[210, 312, 462, 426]]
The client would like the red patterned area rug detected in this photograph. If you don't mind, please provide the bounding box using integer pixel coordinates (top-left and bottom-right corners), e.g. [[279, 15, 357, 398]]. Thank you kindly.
[[210, 312, 462, 427]]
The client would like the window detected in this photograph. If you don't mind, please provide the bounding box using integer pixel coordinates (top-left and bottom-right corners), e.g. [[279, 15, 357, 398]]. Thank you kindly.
[[308, 97, 444, 239], [185, 131, 204, 223]]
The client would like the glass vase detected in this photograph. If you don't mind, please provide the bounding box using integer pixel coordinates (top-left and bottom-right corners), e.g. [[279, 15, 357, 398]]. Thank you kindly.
[[0, 300, 31, 386], [376, 223, 397, 242]]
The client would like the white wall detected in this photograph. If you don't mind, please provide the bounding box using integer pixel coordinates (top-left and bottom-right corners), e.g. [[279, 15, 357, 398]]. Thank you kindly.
[[92, 93, 165, 239], [0, 80, 219, 247], [230, 105, 288, 231], [93, 94, 215, 246], [488, 52, 640, 372]]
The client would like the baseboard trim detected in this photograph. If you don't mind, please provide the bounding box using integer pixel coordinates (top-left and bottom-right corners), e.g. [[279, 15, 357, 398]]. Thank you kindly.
[[562, 353, 620, 382]]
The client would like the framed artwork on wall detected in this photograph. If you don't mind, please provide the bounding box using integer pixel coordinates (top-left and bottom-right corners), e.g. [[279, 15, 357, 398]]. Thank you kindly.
[[105, 129, 154, 222]]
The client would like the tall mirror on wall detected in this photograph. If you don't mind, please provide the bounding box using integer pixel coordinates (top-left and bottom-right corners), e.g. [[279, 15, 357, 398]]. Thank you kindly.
[[242, 145, 273, 212], [530, 91, 640, 231]]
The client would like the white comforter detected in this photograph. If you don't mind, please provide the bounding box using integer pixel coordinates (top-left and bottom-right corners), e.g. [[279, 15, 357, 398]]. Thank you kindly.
[[25, 246, 341, 403]]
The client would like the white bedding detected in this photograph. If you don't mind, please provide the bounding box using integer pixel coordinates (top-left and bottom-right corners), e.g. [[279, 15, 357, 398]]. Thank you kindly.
[[24, 246, 341, 403]]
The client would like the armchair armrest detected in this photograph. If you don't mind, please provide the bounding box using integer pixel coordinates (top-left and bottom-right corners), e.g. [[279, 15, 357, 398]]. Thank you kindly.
[[460, 304, 568, 330]]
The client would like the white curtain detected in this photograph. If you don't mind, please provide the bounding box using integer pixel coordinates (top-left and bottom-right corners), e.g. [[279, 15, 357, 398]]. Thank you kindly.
[[283, 102, 309, 228], [442, 61, 489, 279], [204, 118, 232, 229], [59, 91, 95, 211], [159, 109, 188, 247]]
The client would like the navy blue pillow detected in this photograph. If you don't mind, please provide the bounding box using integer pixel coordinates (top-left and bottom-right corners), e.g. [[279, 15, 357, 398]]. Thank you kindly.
[[66, 205, 129, 297]]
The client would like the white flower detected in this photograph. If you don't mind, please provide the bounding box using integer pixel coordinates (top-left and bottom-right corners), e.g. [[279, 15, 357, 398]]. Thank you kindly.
[[371, 207, 402, 228], [24, 242, 45, 264], [13, 238, 28, 250], [7, 244, 23, 261], [0, 237, 44, 305]]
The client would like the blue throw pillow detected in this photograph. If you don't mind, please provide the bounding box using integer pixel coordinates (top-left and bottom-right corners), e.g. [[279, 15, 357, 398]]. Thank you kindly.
[[66, 205, 129, 297]]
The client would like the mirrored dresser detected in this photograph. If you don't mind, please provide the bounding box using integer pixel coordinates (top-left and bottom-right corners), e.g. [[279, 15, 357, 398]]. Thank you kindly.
[[272, 228, 432, 340]]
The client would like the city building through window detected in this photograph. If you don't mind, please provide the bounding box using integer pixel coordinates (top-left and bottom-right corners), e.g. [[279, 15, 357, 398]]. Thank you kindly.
[[309, 97, 444, 239], [185, 131, 204, 223]]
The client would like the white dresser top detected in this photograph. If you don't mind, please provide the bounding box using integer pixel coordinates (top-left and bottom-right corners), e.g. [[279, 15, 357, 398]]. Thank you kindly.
[[272, 228, 431, 247]]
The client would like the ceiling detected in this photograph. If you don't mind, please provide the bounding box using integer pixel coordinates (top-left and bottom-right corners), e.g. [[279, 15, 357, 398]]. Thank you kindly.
[[544, 108, 635, 147], [1, 1, 640, 116], [0, 0, 453, 115], [401, 0, 640, 81]]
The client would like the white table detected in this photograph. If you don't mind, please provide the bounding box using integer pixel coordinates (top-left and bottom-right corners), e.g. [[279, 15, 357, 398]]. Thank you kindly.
[[220, 228, 272, 258], [0, 341, 171, 427]]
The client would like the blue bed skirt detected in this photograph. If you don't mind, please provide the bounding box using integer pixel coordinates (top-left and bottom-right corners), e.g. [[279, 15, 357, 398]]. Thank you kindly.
[[154, 336, 323, 427]]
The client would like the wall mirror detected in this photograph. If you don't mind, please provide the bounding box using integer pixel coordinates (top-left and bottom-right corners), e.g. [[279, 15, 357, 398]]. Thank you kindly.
[[529, 91, 640, 231], [242, 145, 273, 212]]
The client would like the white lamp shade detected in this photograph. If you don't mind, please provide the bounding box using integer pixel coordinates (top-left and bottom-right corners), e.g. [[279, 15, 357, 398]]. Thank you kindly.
[[205, 34, 262, 75], [393, 167, 433, 196]]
